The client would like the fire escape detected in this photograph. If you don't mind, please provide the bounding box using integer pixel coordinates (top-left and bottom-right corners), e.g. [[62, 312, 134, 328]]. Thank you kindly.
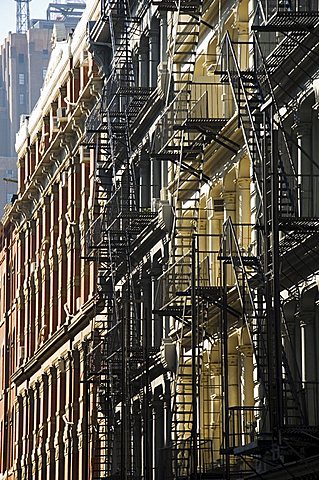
[[217, 0, 319, 476], [152, 1, 235, 478], [84, 0, 160, 478]]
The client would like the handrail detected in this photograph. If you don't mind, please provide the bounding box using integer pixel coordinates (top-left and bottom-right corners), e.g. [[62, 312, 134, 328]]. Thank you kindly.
[[253, 32, 297, 179], [223, 217, 308, 425], [222, 217, 268, 394], [221, 33, 263, 205]]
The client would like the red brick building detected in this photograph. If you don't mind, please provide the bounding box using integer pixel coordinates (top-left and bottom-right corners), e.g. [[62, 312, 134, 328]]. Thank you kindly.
[[0, 2, 102, 477]]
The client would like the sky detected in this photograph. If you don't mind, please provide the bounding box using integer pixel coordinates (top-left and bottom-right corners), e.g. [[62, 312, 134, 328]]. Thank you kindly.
[[0, 0, 49, 44]]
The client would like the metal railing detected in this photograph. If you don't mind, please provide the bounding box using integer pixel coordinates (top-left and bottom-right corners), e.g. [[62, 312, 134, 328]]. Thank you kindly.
[[228, 406, 265, 449], [258, 0, 319, 21]]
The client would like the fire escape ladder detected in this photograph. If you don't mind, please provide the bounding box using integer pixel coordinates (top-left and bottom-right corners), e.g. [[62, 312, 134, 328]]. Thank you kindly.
[[170, 236, 209, 479], [90, 300, 116, 479], [221, 218, 268, 404], [220, 218, 307, 450], [219, 33, 299, 221], [165, 0, 203, 107], [84, 1, 156, 477], [149, 0, 205, 315], [219, 33, 263, 207], [170, 296, 193, 479], [166, 0, 205, 291], [252, 32, 299, 218]]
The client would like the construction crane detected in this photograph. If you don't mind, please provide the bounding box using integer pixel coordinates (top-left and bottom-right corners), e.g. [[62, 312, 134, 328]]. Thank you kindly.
[[15, 0, 31, 33]]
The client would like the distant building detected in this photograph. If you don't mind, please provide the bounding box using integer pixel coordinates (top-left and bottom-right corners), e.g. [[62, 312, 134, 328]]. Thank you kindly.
[[0, 29, 51, 158]]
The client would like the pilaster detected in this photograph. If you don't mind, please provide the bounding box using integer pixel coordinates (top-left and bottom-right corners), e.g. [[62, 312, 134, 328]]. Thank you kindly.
[[46, 367, 57, 479]]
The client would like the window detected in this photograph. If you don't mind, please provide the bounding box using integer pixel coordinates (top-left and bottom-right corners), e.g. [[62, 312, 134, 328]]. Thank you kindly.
[[43, 49, 48, 55], [6, 193, 13, 204], [18, 53, 24, 64], [18, 73, 24, 85], [6, 169, 14, 178], [42, 69, 47, 80], [19, 93, 24, 105]]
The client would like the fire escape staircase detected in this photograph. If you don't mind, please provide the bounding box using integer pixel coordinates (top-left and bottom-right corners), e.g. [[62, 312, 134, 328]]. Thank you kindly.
[[219, 32, 298, 219], [84, 1, 159, 478], [169, 236, 217, 479], [218, 15, 319, 463], [220, 218, 307, 448], [150, 1, 221, 477]]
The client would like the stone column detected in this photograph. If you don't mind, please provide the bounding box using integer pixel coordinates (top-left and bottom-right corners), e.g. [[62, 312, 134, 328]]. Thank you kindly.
[[17, 229, 26, 366], [158, 12, 168, 190], [30, 274, 36, 356], [63, 353, 73, 479], [228, 351, 239, 450], [153, 396, 164, 480], [149, 24, 160, 88], [237, 21, 249, 71], [49, 184, 59, 336], [77, 344, 89, 480], [201, 360, 213, 470], [26, 388, 35, 479], [38, 373, 48, 479], [221, 56, 233, 119], [66, 162, 75, 318], [139, 38, 149, 88], [237, 178, 251, 250], [54, 359, 66, 479], [237, 345, 254, 407], [159, 12, 167, 64], [139, 154, 151, 209], [223, 191, 236, 223], [20, 391, 29, 479], [65, 220, 74, 320], [31, 382, 40, 480], [14, 396, 23, 480], [151, 156, 161, 202], [237, 344, 254, 444], [293, 122, 313, 216], [223, 191, 236, 284], [71, 350, 80, 480], [46, 367, 57, 480], [41, 197, 50, 345], [34, 209, 43, 351], [57, 169, 68, 327], [79, 148, 91, 304], [210, 363, 222, 464], [207, 196, 223, 286], [73, 159, 82, 313]]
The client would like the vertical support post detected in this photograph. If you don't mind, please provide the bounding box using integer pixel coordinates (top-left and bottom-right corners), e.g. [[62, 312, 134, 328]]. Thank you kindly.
[[270, 106, 283, 434], [142, 275, 151, 480], [221, 228, 230, 478], [121, 285, 128, 480], [191, 234, 198, 477]]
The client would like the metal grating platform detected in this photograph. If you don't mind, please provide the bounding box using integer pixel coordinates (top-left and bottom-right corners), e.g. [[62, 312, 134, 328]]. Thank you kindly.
[[173, 117, 228, 132], [279, 217, 319, 232], [253, 11, 319, 32]]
